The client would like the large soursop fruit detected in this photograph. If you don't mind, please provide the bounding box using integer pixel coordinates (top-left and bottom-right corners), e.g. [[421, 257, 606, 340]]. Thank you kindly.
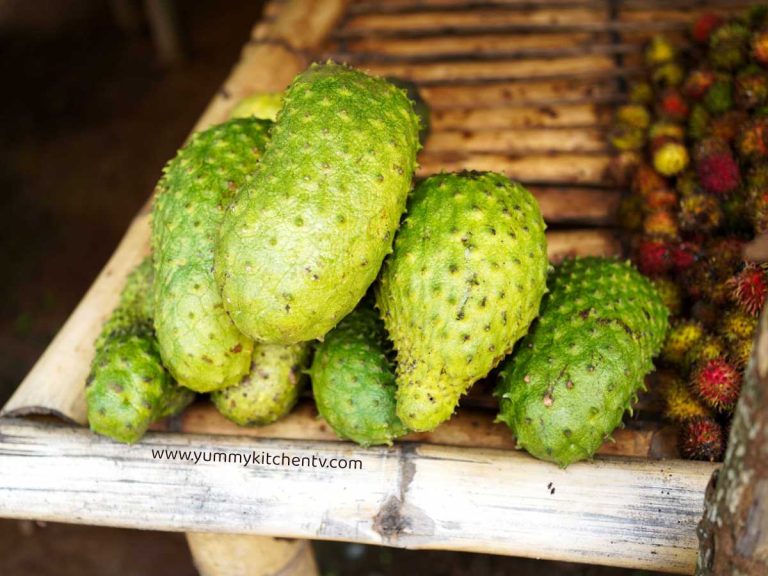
[[377, 171, 548, 432], [496, 257, 669, 467], [310, 305, 407, 446], [87, 258, 195, 444], [215, 62, 420, 345], [152, 118, 272, 392], [211, 342, 310, 426]]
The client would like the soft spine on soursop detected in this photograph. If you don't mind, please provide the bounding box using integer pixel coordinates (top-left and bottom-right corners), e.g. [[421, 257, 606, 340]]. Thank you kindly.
[[496, 257, 669, 467], [215, 62, 420, 345], [151, 118, 272, 392], [87, 258, 195, 444], [309, 305, 407, 447], [211, 342, 310, 426], [377, 171, 548, 432]]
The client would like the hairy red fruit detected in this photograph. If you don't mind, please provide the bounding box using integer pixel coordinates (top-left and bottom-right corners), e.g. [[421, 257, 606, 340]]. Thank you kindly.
[[692, 357, 742, 411], [693, 14, 724, 44], [684, 69, 716, 100], [695, 140, 740, 195], [671, 241, 701, 272], [632, 164, 668, 198], [658, 89, 689, 121], [637, 239, 673, 277], [678, 417, 725, 461], [728, 263, 768, 317]]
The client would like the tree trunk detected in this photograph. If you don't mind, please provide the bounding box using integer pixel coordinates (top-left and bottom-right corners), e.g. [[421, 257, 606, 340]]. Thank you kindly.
[[696, 305, 768, 574]]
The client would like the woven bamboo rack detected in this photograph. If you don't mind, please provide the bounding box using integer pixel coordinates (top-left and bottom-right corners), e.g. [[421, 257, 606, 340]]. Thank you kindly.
[[0, 0, 759, 573]]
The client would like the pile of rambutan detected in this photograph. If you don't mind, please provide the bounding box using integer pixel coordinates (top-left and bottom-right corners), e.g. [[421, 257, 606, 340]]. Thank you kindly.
[[611, 6, 768, 462]]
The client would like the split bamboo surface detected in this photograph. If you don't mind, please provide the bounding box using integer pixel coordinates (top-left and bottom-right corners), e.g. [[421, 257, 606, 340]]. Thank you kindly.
[[2, 0, 754, 572]]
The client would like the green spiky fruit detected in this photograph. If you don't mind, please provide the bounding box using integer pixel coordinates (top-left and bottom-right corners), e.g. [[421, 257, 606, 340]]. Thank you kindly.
[[661, 319, 705, 367], [211, 342, 310, 426], [496, 257, 669, 467], [229, 92, 283, 121], [310, 306, 407, 446], [386, 76, 431, 146], [87, 259, 195, 444], [216, 63, 419, 344], [152, 118, 272, 392], [378, 171, 548, 432]]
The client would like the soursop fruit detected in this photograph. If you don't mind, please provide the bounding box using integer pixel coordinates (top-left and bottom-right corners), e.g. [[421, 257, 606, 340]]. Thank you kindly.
[[87, 258, 195, 444], [310, 305, 407, 446], [229, 92, 283, 121], [377, 171, 548, 432], [152, 118, 272, 392], [215, 62, 420, 345], [496, 257, 669, 467], [211, 342, 310, 426], [386, 77, 431, 146]]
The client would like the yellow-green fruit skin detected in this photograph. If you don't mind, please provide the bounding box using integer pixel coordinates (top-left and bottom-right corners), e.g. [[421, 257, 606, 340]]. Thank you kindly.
[[497, 258, 669, 467], [211, 342, 310, 426], [87, 259, 195, 444], [152, 118, 272, 392], [215, 63, 420, 344], [310, 306, 407, 447], [229, 92, 283, 121], [377, 171, 548, 432]]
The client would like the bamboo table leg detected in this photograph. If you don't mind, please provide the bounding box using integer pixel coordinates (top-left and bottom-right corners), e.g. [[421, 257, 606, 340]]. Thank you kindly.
[[186, 533, 318, 576]]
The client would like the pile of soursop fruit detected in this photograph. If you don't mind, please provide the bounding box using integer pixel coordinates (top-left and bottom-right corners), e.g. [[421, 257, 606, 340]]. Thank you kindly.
[[610, 6, 768, 462], [87, 62, 669, 468]]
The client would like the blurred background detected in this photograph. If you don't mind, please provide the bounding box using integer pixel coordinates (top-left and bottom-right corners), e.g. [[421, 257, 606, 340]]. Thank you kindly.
[[0, 1, 661, 574]]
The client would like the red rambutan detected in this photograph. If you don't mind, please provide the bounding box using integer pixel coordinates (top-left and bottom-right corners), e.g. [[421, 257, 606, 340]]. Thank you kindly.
[[671, 241, 701, 272], [632, 164, 668, 198], [684, 69, 716, 101], [678, 417, 725, 461], [692, 357, 742, 411], [644, 210, 679, 240], [727, 263, 768, 317], [737, 117, 768, 163], [637, 239, 673, 277], [657, 89, 689, 122], [692, 14, 724, 44], [752, 29, 768, 66], [695, 139, 740, 195], [645, 188, 678, 211]]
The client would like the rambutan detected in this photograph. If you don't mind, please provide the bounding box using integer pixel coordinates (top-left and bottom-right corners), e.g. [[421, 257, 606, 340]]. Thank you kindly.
[[708, 22, 750, 71], [692, 13, 725, 44], [703, 77, 733, 114], [678, 417, 725, 461], [695, 139, 740, 195], [662, 320, 705, 367], [636, 239, 674, 277], [736, 117, 768, 163], [646, 35, 677, 67], [727, 263, 768, 317], [709, 110, 747, 145], [684, 69, 716, 100], [610, 125, 645, 152], [659, 371, 710, 422], [751, 28, 768, 66], [649, 121, 685, 145], [675, 170, 701, 197], [691, 357, 741, 411], [671, 241, 701, 272], [746, 165, 768, 233], [686, 334, 728, 370], [652, 277, 684, 316], [632, 164, 668, 198], [735, 66, 768, 109], [720, 308, 759, 343], [654, 141, 689, 176], [686, 104, 710, 141], [643, 210, 679, 240], [645, 188, 678, 211], [678, 193, 723, 233], [729, 336, 754, 370], [657, 89, 689, 122], [653, 62, 685, 89], [616, 104, 651, 130], [629, 81, 654, 105]]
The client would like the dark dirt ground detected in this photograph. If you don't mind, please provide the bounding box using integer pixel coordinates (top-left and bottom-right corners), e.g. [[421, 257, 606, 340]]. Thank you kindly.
[[0, 1, 666, 574]]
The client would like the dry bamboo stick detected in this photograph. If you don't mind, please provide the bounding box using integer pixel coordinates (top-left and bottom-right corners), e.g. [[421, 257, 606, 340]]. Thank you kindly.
[[425, 127, 609, 154], [350, 0, 752, 11], [253, 0, 350, 49], [0, 418, 715, 574], [429, 103, 608, 130], [529, 186, 619, 225], [343, 8, 608, 32], [362, 55, 617, 84], [547, 229, 622, 261], [417, 152, 613, 184], [419, 79, 620, 110]]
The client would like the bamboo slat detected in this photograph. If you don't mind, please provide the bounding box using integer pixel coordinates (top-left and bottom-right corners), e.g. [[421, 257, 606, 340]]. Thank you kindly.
[[0, 419, 714, 574]]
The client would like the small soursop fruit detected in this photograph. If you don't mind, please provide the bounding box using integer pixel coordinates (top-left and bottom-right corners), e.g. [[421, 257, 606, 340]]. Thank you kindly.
[[216, 62, 420, 344], [310, 306, 407, 447], [211, 342, 310, 426], [152, 118, 272, 392], [229, 92, 283, 121], [378, 171, 548, 432], [87, 258, 195, 444], [496, 258, 669, 467]]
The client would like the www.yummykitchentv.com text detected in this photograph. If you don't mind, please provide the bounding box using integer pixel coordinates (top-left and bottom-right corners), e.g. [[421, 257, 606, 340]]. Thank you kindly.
[[150, 448, 364, 470]]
